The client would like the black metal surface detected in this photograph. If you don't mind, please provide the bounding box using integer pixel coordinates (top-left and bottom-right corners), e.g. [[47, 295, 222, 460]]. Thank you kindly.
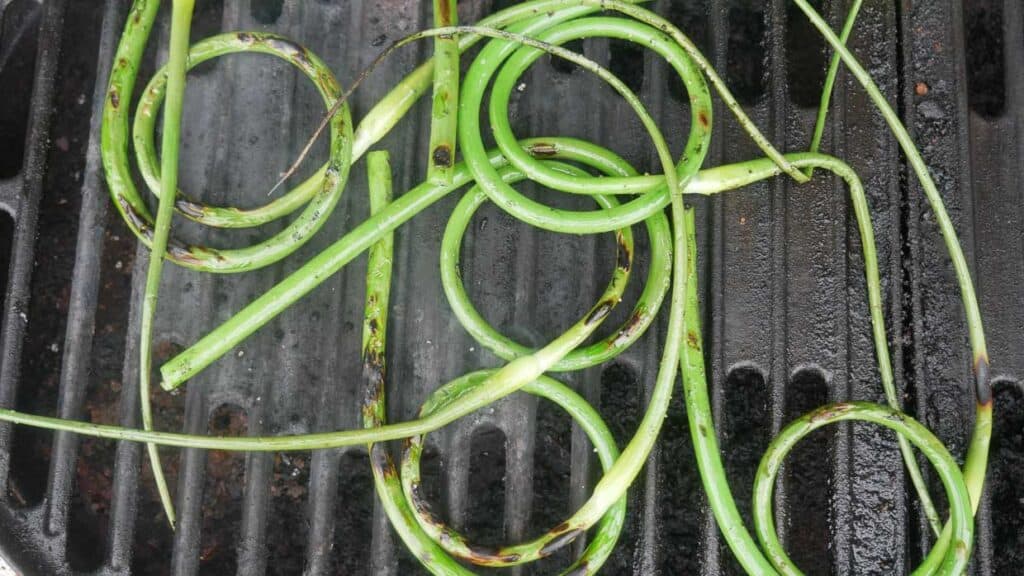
[[0, 0, 1020, 574]]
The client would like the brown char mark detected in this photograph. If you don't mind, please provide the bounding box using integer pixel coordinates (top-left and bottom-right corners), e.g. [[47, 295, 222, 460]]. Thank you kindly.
[[432, 145, 453, 168], [116, 197, 158, 243], [263, 37, 312, 69], [584, 301, 613, 326], [175, 198, 205, 218], [809, 402, 855, 424], [461, 546, 521, 566], [539, 528, 583, 557], [528, 142, 558, 157], [611, 309, 645, 347], [437, 0, 453, 26], [369, 443, 395, 478], [361, 360, 384, 407], [167, 240, 203, 266], [409, 481, 441, 521], [616, 234, 631, 271], [975, 355, 992, 405], [685, 330, 700, 349]]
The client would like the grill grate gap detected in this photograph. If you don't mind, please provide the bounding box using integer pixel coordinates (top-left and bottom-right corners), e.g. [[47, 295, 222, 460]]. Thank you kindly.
[[465, 425, 508, 548], [720, 364, 769, 576], [656, 367, 703, 574], [608, 39, 644, 94], [0, 211, 12, 341], [990, 380, 1024, 574], [0, 0, 41, 178], [53, 0, 112, 565], [132, 341, 187, 576], [725, 0, 768, 106], [549, 38, 584, 75], [597, 362, 640, 573], [265, 450, 312, 575], [782, 367, 832, 574], [196, 404, 247, 575], [530, 393, 572, 537], [250, 0, 284, 27], [187, 0, 225, 76], [527, 394, 574, 575], [784, 0, 827, 108], [332, 450, 374, 576], [962, 0, 1005, 118]]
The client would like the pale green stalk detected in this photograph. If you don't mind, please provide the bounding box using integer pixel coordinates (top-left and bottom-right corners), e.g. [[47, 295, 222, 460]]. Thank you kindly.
[[139, 0, 196, 529]]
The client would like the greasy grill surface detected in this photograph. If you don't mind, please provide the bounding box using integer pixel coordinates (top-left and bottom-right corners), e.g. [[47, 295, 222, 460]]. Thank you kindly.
[[0, 0, 1021, 574]]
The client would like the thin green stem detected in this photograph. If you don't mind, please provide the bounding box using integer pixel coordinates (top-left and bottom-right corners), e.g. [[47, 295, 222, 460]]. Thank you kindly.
[[805, 0, 862, 179], [137, 0, 195, 530]]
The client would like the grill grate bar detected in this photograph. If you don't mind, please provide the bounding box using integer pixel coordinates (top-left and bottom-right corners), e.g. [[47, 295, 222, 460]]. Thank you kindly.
[[108, 242, 148, 576], [0, 0, 69, 572], [0, 0, 64, 496], [43, 4, 116, 547], [703, 0, 728, 571], [72, 1, 136, 571], [169, 384, 210, 576]]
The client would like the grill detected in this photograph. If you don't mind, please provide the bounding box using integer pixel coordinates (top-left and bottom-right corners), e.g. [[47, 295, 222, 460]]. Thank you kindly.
[[0, 0, 1021, 574]]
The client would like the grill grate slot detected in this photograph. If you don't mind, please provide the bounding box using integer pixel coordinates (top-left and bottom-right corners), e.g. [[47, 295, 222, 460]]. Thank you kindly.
[[0, 0, 41, 179]]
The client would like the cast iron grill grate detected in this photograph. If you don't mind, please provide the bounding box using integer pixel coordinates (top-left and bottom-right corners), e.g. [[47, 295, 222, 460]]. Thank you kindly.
[[0, 0, 1021, 574]]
